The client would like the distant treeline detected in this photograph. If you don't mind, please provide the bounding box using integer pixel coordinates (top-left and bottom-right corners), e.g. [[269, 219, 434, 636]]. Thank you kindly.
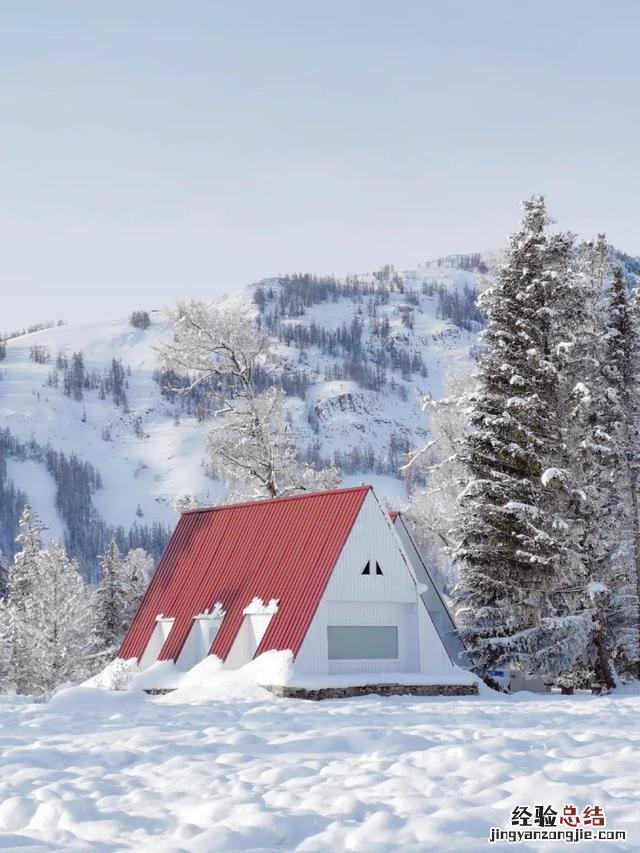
[[432, 253, 488, 273], [0, 428, 170, 583], [0, 319, 66, 342], [301, 430, 417, 479]]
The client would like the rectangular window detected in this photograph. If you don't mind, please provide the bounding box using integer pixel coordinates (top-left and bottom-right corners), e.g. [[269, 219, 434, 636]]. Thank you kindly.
[[327, 625, 398, 660]]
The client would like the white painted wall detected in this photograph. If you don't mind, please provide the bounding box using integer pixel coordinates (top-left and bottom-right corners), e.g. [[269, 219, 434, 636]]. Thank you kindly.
[[295, 490, 455, 677], [139, 617, 174, 669], [224, 600, 277, 670], [176, 614, 224, 670], [324, 601, 418, 674]]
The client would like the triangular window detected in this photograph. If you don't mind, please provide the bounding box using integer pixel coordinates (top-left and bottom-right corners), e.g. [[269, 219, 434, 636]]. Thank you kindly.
[[376, 561, 383, 576], [362, 560, 371, 575]]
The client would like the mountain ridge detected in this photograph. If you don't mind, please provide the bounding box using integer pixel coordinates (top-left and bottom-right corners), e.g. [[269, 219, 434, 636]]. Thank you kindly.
[[1, 251, 638, 578]]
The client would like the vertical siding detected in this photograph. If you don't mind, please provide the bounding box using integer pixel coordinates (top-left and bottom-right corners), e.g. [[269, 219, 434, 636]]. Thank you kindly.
[[324, 492, 418, 603], [325, 601, 417, 674], [295, 492, 456, 676]]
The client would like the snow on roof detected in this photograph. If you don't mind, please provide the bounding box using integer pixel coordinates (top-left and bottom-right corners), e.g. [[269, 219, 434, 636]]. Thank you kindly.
[[119, 486, 371, 664]]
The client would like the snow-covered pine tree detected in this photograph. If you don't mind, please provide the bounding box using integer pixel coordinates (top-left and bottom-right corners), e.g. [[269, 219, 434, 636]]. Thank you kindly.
[[0, 550, 7, 600], [549, 245, 640, 689], [453, 197, 587, 680], [597, 262, 640, 678], [9, 505, 47, 603], [18, 540, 94, 693], [158, 302, 338, 500], [94, 538, 127, 655], [7, 506, 48, 692], [0, 599, 11, 692], [538, 232, 621, 690], [121, 547, 154, 631]]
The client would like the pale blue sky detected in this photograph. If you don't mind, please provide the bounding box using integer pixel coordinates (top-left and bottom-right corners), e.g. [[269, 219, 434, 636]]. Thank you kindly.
[[2, 1, 639, 330]]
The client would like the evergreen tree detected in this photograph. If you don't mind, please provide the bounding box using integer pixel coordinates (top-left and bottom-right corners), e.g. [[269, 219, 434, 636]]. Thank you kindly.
[[129, 310, 151, 329], [453, 197, 588, 679], [9, 505, 47, 603], [94, 538, 127, 654], [121, 548, 154, 631], [557, 251, 640, 688], [7, 506, 48, 690], [545, 234, 621, 690], [14, 541, 94, 693], [0, 599, 11, 692], [4, 527, 94, 694], [0, 550, 8, 600], [598, 264, 640, 677]]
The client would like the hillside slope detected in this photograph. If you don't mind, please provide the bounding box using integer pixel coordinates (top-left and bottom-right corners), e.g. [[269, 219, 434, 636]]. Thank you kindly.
[[2, 250, 637, 579]]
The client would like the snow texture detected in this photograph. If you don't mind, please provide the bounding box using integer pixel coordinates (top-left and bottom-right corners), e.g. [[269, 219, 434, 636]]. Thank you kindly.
[[91, 651, 477, 694], [540, 468, 566, 488], [0, 683, 638, 850]]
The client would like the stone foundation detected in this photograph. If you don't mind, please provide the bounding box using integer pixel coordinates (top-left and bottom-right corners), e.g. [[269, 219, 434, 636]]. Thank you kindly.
[[265, 682, 478, 700], [142, 683, 478, 699]]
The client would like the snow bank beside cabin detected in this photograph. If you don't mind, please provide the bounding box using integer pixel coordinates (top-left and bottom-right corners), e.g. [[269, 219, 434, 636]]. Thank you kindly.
[[83, 651, 296, 700], [85, 651, 477, 704], [160, 658, 281, 705]]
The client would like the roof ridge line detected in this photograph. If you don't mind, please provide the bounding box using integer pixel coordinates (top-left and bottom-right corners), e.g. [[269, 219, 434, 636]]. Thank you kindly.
[[181, 484, 373, 516]]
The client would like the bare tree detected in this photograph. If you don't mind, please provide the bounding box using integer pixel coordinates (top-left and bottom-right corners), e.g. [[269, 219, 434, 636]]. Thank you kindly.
[[159, 302, 338, 499], [401, 371, 473, 589]]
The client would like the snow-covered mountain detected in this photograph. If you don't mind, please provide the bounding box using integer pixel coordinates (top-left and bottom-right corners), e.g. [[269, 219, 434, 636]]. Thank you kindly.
[[1, 251, 637, 579]]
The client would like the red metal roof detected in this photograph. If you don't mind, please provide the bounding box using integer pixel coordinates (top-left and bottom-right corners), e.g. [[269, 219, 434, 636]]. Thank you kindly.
[[119, 486, 371, 663]]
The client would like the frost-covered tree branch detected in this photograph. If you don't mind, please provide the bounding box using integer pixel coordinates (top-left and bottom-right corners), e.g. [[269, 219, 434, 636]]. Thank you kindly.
[[158, 302, 338, 500], [402, 372, 475, 587], [157, 302, 270, 399]]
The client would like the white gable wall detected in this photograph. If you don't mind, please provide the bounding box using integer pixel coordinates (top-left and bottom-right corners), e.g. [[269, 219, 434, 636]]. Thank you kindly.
[[294, 491, 455, 676]]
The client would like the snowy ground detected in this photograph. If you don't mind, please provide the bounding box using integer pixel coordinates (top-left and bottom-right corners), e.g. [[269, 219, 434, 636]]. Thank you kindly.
[[0, 683, 638, 851]]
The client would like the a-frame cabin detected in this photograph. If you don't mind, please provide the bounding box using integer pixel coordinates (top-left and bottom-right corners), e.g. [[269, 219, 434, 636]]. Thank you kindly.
[[119, 486, 476, 697]]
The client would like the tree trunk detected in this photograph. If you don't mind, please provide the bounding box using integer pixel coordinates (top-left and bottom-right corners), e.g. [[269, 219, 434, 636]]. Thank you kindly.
[[265, 475, 278, 499], [593, 629, 616, 691]]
